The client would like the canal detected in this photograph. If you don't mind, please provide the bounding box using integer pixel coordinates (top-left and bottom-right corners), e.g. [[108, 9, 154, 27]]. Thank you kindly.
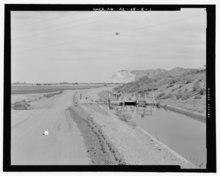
[[118, 105, 206, 168]]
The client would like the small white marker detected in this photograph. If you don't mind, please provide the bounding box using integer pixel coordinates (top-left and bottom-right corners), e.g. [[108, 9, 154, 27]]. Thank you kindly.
[[43, 129, 49, 136]]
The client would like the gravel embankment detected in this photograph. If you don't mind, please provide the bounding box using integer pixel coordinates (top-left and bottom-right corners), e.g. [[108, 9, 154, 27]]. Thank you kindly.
[[68, 106, 126, 165]]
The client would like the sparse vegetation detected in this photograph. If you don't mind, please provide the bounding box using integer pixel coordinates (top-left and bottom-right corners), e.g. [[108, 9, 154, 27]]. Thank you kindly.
[[199, 88, 206, 95], [116, 112, 132, 122], [157, 93, 165, 99], [194, 95, 202, 99], [160, 93, 173, 99], [115, 111, 136, 127], [166, 84, 174, 88]]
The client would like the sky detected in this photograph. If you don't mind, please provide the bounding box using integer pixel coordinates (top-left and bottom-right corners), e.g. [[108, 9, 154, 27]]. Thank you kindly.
[[11, 9, 206, 83]]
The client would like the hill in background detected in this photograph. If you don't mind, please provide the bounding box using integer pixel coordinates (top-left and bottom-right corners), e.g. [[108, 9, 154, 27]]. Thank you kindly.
[[113, 67, 206, 114]]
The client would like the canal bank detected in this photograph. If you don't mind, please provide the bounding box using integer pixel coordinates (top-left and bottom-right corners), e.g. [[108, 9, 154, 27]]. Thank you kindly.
[[85, 88, 206, 168], [158, 103, 206, 122], [119, 105, 206, 168]]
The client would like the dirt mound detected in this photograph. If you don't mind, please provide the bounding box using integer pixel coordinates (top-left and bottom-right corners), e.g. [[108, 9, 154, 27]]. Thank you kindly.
[[43, 91, 63, 98], [12, 100, 30, 110]]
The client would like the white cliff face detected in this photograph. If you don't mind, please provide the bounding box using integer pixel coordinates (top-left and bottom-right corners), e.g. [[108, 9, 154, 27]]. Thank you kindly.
[[110, 70, 136, 83], [109, 69, 166, 83], [109, 68, 193, 83]]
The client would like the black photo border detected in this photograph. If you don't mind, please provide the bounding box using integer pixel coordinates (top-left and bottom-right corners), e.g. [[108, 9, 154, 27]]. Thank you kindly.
[[3, 4, 216, 172]]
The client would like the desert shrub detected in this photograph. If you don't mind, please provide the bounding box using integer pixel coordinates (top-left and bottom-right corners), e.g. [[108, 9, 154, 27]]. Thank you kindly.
[[161, 93, 173, 99], [175, 94, 182, 100], [184, 88, 188, 93], [199, 88, 206, 95], [193, 81, 200, 92], [171, 89, 175, 92], [157, 93, 165, 99], [194, 95, 202, 99], [181, 94, 192, 100], [120, 113, 132, 122], [185, 80, 191, 84], [166, 84, 174, 88], [170, 80, 176, 84], [115, 112, 132, 122], [115, 112, 136, 127]]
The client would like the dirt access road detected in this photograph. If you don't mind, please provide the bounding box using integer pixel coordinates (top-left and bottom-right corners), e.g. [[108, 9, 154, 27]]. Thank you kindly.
[[11, 88, 195, 168], [11, 90, 90, 165]]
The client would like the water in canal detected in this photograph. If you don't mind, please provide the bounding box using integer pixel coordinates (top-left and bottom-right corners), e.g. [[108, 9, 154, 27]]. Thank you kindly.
[[117, 105, 206, 168]]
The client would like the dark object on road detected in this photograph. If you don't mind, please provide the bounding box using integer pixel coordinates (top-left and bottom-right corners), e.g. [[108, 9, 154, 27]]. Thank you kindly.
[[12, 100, 30, 110], [115, 32, 119, 35]]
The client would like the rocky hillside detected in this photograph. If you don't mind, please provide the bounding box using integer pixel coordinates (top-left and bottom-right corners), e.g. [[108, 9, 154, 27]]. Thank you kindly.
[[114, 67, 206, 114], [114, 68, 198, 92], [131, 69, 166, 80]]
